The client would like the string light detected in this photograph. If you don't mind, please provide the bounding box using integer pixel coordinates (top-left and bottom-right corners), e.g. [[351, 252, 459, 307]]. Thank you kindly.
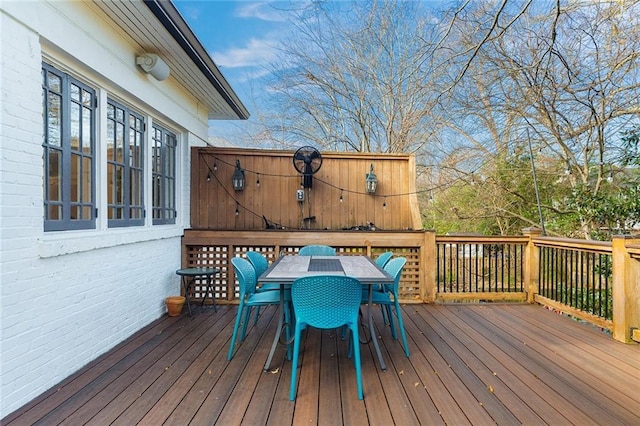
[[202, 138, 600, 229], [202, 154, 451, 226], [205, 154, 447, 199]]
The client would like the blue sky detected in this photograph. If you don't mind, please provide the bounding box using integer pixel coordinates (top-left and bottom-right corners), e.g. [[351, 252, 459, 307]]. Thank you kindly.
[[174, 1, 291, 142]]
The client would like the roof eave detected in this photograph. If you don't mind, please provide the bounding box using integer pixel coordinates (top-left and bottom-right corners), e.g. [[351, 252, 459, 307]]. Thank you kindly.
[[143, 0, 250, 120]]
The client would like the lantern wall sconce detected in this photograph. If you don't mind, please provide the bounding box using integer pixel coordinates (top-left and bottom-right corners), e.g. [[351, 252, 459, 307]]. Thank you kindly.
[[365, 163, 378, 194], [232, 159, 245, 191], [136, 53, 170, 81]]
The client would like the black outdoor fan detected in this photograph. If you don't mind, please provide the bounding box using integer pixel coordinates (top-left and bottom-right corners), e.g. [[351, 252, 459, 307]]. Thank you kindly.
[[293, 146, 323, 188]]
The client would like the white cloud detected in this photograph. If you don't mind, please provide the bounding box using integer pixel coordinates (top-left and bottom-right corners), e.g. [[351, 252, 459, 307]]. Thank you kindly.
[[211, 37, 278, 68], [234, 2, 286, 22], [178, 5, 200, 21]]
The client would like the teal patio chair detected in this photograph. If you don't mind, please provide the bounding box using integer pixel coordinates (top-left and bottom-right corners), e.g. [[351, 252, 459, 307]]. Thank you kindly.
[[372, 251, 394, 323], [246, 251, 280, 291], [371, 250, 393, 293], [246, 250, 281, 324], [375, 251, 394, 269], [363, 257, 410, 357], [298, 244, 336, 256], [289, 275, 364, 400], [245, 250, 269, 276], [227, 257, 290, 361]]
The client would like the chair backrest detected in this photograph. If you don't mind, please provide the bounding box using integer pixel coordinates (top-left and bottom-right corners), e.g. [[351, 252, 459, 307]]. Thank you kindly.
[[231, 257, 258, 298], [383, 257, 407, 294], [375, 251, 393, 268], [246, 251, 269, 277], [298, 245, 336, 256], [291, 275, 361, 329]]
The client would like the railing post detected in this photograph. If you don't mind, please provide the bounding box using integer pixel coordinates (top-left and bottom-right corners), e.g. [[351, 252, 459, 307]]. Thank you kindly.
[[522, 227, 542, 304], [422, 231, 436, 303], [611, 235, 640, 343]]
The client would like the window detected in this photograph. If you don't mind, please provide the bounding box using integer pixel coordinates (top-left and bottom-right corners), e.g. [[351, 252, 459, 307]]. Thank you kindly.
[[152, 125, 177, 224], [42, 63, 96, 231], [106, 99, 144, 227]]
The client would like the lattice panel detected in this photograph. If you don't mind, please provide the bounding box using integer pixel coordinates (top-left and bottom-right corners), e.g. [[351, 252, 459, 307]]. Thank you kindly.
[[184, 245, 230, 302], [335, 247, 367, 255], [234, 246, 279, 263], [394, 248, 422, 301], [184, 243, 423, 303]]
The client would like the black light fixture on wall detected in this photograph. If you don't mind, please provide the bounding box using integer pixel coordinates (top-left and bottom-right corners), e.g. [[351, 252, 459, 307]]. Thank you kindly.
[[365, 163, 378, 194], [232, 159, 245, 191]]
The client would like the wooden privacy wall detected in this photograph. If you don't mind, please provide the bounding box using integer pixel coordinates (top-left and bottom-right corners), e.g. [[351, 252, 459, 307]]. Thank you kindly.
[[191, 147, 422, 231]]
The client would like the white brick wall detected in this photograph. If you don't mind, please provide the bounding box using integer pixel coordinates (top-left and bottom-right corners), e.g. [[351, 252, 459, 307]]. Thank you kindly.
[[0, 7, 195, 417]]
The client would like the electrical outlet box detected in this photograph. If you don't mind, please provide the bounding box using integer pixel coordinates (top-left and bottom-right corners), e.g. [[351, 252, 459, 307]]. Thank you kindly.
[[296, 189, 305, 201]]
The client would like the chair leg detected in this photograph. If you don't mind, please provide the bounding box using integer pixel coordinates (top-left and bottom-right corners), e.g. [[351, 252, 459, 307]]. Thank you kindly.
[[394, 300, 410, 357], [289, 322, 304, 401], [284, 302, 293, 360], [227, 302, 245, 361], [241, 306, 253, 341], [345, 307, 364, 340], [380, 304, 389, 325], [385, 305, 394, 334], [254, 306, 262, 325], [349, 323, 364, 400], [386, 303, 398, 340]]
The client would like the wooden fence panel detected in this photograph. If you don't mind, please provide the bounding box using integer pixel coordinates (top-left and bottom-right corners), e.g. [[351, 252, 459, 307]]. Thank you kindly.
[[190, 147, 422, 231]]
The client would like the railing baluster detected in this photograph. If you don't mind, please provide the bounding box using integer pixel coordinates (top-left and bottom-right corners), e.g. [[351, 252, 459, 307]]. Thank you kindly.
[[462, 243, 467, 292], [579, 251, 585, 311], [569, 249, 574, 308], [475, 244, 480, 292]]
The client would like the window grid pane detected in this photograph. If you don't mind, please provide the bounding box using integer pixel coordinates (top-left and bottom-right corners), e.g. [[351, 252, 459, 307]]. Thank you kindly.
[[47, 93, 62, 147], [42, 63, 95, 231], [107, 98, 145, 227], [152, 125, 177, 225]]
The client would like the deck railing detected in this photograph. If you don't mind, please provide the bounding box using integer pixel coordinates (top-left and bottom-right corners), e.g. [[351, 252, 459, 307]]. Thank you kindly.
[[181, 228, 640, 343], [435, 236, 528, 302], [536, 239, 613, 321]]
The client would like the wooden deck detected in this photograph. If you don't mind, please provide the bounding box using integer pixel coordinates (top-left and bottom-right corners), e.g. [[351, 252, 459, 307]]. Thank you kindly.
[[4, 303, 640, 425]]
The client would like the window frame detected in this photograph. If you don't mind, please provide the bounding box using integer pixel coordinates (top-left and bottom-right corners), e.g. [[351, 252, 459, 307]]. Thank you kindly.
[[152, 124, 177, 225], [42, 62, 97, 232], [106, 98, 145, 228]]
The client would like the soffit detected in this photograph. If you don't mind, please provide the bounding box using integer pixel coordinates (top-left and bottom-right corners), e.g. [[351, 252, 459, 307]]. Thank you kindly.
[[89, 0, 249, 120]]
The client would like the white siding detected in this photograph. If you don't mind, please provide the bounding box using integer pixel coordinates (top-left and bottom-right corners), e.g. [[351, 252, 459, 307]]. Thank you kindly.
[[0, 2, 209, 417]]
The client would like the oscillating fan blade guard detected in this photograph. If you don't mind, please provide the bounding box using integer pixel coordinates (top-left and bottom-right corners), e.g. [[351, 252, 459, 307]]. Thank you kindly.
[[292, 146, 322, 188]]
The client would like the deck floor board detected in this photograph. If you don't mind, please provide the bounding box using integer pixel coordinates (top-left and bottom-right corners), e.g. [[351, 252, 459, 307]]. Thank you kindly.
[[4, 304, 640, 425], [454, 305, 609, 425], [479, 305, 640, 425]]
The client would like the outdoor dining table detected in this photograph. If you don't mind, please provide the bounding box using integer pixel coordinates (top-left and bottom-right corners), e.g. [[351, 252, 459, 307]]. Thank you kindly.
[[258, 255, 394, 371]]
